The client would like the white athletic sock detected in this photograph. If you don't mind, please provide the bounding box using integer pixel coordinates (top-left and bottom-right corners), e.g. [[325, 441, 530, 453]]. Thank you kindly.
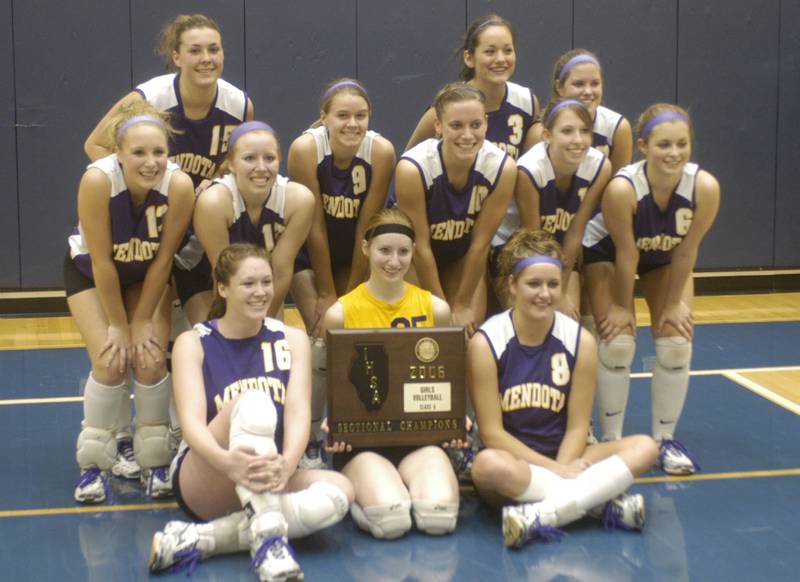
[[113, 380, 133, 437], [513, 464, 568, 502], [596, 336, 635, 441], [651, 338, 692, 441], [196, 511, 249, 556], [545, 455, 633, 527]]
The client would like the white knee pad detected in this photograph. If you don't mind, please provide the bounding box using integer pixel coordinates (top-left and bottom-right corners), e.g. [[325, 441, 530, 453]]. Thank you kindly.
[[83, 375, 129, 430], [655, 337, 692, 370], [350, 501, 412, 540], [281, 481, 349, 539], [133, 424, 171, 468], [133, 375, 171, 426], [76, 426, 117, 470], [229, 391, 278, 455], [412, 500, 458, 535], [598, 335, 636, 370]]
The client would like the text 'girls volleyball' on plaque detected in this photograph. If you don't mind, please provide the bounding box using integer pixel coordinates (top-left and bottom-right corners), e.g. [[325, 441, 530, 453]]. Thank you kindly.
[[326, 327, 466, 447]]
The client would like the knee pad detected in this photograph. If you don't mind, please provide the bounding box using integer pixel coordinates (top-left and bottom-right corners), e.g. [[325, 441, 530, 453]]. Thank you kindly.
[[655, 337, 692, 370], [133, 424, 171, 468], [133, 375, 171, 426], [598, 335, 636, 370], [229, 391, 277, 455], [282, 481, 349, 539], [76, 426, 117, 470], [350, 501, 412, 540], [412, 499, 458, 535], [83, 376, 129, 430]]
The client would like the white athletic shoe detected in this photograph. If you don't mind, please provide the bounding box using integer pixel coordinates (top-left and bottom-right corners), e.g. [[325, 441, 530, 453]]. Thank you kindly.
[[502, 503, 564, 548], [595, 493, 645, 531], [141, 466, 173, 498], [298, 440, 327, 470], [149, 521, 203, 574], [111, 437, 141, 480], [74, 468, 109, 504], [659, 439, 700, 475], [251, 535, 304, 582]]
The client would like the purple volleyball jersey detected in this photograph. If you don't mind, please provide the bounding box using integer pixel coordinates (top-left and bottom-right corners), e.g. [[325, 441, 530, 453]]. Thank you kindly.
[[582, 160, 698, 267], [301, 125, 379, 271], [484, 81, 536, 160], [401, 139, 508, 265], [68, 154, 179, 286], [478, 310, 581, 458], [196, 317, 291, 452], [174, 173, 288, 272], [494, 142, 605, 247], [136, 74, 248, 188]]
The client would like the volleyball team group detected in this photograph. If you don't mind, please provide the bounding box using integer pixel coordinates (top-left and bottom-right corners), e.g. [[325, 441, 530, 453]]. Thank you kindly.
[[64, 11, 720, 581]]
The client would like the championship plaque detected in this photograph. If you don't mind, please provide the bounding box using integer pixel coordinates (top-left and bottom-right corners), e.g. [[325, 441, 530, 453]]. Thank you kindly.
[[326, 327, 466, 447]]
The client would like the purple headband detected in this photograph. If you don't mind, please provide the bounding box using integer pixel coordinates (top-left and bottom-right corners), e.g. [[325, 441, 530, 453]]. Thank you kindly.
[[322, 80, 366, 102], [558, 54, 601, 82], [228, 121, 275, 151], [544, 99, 586, 127], [512, 255, 563, 274], [116, 115, 166, 140], [639, 111, 690, 140], [473, 18, 504, 38]]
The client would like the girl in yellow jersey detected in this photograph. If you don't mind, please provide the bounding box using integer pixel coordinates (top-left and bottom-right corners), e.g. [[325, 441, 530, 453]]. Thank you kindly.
[[323, 208, 459, 540]]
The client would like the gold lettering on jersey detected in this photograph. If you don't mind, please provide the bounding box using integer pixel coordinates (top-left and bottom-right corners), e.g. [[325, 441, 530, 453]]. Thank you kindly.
[[467, 185, 490, 215], [429, 217, 474, 241], [595, 144, 610, 156], [493, 141, 519, 159], [501, 382, 566, 413], [541, 208, 575, 234], [636, 235, 683, 253], [213, 375, 287, 413], [113, 239, 161, 263], [172, 153, 217, 180], [322, 193, 361, 219]]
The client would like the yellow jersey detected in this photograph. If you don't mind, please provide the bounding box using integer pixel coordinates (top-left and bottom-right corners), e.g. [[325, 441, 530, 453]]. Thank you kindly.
[[340, 283, 435, 329]]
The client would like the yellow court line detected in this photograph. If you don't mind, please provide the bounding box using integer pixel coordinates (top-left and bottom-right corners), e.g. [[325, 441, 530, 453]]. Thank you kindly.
[[4, 470, 799, 518], [723, 372, 800, 416], [0, 501, 177, 518], [634, 468, 800, 484], [0, 396, 84, 406]]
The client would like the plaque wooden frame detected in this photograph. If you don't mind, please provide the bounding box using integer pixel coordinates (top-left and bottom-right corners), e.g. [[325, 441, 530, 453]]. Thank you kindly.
[[326, 327, 466, 447]]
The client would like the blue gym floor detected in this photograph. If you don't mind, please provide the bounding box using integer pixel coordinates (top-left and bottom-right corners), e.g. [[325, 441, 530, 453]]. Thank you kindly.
[[1, 321, 798, 581]]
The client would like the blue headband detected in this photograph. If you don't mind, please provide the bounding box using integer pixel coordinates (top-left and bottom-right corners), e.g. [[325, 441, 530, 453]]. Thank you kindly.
[[558, 54, 601, 82], [544, 99, 586, 127], [116, 115, 166, 141], [228, 121, 275, 151], [512, 255, 563, 274], [322, 80, 366, 101], [639, 111, 690, 140]]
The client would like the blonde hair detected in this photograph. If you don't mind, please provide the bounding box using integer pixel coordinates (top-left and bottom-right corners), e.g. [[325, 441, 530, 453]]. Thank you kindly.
[[363, 208, 415, 241], [540, 99, 593, 131], [433, 82, 485, 120], [215, 124, 280, 178], [551, 48, 602, 100], [208, 243, 271, 319], [310, 78, 372, 129], [497, 229, 564, 279], [635, 103, 692, 142], [106, 101, 174, 150], [158, 14, 222, 71]]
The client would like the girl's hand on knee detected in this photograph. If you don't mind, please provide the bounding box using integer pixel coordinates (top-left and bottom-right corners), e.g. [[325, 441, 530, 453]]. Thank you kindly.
[[131, 319, 164, 370], [657, 301, 693, 339], [99, 324, 131, 374], [599, 304, 635, 341]]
